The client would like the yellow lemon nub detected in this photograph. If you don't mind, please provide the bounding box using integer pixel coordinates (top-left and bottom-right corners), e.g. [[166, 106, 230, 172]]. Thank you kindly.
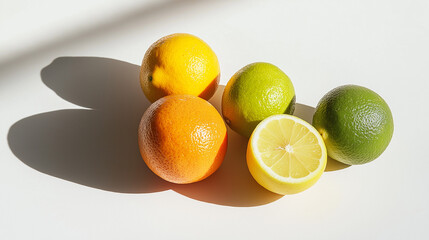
[[247, 114, 327, 195]]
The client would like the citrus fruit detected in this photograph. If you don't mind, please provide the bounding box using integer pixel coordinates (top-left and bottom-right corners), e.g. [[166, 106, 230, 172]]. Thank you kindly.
[[247, 114, 327, 195], [140, 33, 220, 103], [138, 95, 227, 184], [312, 85, 394, 165], [222, 62, 296, 138]]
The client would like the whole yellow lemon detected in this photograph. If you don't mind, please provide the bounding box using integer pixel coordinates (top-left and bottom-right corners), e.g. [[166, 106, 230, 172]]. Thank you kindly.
[[140, 33, 220, 103]]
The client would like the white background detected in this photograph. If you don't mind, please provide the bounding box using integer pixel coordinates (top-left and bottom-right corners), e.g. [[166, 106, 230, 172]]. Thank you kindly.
[[1, 0, 428, 239]]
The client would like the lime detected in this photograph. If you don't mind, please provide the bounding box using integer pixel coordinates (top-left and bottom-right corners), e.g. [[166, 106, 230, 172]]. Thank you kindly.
[[222, 62, 295, 138], [312, 85, 394, 165], [247, 114, 327, 195]]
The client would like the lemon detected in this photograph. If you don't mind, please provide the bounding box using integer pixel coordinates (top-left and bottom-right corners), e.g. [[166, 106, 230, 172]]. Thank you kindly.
[[247, 114, 327, 195], [312, 85, 394, 165], [222, 62, 295, 138], [140, 33, 220, 103]]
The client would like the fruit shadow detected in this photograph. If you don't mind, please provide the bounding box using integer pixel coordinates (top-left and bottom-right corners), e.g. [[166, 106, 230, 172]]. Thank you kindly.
[[7, 57, 281, 206], [293, 103, 350, 171], [7, 57, 167, 193]]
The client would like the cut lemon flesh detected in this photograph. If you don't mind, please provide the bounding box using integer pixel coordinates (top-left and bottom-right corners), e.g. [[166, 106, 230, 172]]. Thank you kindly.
[[247, 114, 327, 195]]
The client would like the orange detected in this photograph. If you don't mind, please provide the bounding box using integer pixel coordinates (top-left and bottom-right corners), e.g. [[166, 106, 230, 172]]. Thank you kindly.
[[138, 95, 227, 184], [140, 33, 220, 103]]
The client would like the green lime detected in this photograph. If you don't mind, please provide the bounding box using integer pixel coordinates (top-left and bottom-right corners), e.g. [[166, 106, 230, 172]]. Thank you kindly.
[[312, 85, 394, 165], [222, 62, 295, 138]]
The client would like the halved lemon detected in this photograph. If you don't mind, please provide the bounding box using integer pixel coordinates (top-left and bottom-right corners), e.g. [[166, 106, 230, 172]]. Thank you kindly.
[[247, 114, 327, 195]]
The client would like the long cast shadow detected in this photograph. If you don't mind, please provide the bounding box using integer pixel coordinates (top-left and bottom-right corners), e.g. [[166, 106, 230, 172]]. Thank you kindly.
[[0, 0, 231, 73], [7, 56, 282, 206], [8, 57, 168, 193]]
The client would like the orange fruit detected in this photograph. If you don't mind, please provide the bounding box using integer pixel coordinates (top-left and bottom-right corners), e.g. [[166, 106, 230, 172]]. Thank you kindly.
[[140, 33, 220, 103], [138, 95, 227, 184]]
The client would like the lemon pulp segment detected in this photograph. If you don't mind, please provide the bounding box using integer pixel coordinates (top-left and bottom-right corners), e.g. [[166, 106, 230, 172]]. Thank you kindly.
[[256, 117, 323, 179]]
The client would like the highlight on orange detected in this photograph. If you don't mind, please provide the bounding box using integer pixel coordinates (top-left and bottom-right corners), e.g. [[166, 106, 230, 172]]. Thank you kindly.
[[138, 95, 227, 184]]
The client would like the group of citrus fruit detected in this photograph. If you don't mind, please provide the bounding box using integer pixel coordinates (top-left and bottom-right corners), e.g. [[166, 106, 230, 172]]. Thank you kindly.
[[137, 33, 394, 195]]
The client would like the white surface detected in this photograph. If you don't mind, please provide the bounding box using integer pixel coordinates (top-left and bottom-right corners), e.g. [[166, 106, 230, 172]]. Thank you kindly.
[[1, 0, 428, 239]]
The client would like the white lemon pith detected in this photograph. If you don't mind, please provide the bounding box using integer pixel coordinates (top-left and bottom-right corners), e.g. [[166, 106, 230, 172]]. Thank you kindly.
[[247, 114, 327, 195]]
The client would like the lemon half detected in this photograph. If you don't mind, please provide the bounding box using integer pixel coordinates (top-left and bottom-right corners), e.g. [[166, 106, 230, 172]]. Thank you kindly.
[[247, 114, 327, 195]]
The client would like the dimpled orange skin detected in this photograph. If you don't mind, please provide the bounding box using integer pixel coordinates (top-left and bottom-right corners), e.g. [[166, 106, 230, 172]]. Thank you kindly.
[[140, 33, 220, 103], [138, 95, 228, 184]]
